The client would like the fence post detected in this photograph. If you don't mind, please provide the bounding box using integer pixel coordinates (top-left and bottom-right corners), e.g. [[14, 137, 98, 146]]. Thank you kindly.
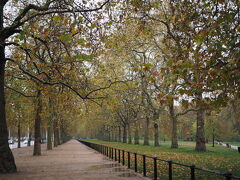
[[109, 147, 111, 158], [128, 152, 130, 168], [115, 149, 117, 161], [122, 150, 125, 165], [225, 172, 232, 180], [134, 153, 137, 172], [118, 149, 121, 163], [143, 155, 146, 177], [153, 157, 157, 180], [190, 165, 195, 180], [168, 161, 172, 180], [111, 148, 113, 159]]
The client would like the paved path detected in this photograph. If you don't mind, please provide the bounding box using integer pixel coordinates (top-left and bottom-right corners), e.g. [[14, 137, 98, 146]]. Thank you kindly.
[[0, 140, 147, 180]]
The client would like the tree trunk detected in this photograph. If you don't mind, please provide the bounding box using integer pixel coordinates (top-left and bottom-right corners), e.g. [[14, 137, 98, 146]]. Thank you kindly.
[[109, 130, 112, 142], [28, 131, 32, 147], [57, 127, 61, 145], [123, 125, 127, 143], [169, 99, 178, 148], [134, 126, 139, 144], [0, 54, 17, 173], [108, 129, 111, 141], [114, 129, 118, 142], [118, 126, 121, 142], [230, 98, 240, 135], [53, 120, 58, 147], [195, 94, 206, 152], [171, 115, 178, 149], [60, 122, 66, 143], [17, 120, 21, 148], [47, 123, 53, 150], [48, 94, 58, 148], [144, 117, 149, 145], [212, 128, 215, 147], [128, 124, 132, 144], [33, 89, 42, 156], [111, 130, 115, 142], [154, 123, 160, 147]]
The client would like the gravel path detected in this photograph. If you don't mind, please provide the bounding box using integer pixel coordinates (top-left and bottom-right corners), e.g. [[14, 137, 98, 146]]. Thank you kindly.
[[0, 139, 148, 180]]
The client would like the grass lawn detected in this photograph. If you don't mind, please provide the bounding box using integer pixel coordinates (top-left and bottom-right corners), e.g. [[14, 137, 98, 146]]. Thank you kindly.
[[84, 139, 240, 180]]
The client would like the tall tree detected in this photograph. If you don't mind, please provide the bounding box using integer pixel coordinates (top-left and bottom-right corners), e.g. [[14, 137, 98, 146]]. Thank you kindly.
[[0, 0, 111, 173]]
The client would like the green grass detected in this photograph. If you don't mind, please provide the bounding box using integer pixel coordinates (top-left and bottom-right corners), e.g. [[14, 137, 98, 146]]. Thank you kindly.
[[84, 139, 240, 180]]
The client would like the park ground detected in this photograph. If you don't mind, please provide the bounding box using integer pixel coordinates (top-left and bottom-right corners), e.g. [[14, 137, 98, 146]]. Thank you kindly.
[[84, 139, 240, 179]]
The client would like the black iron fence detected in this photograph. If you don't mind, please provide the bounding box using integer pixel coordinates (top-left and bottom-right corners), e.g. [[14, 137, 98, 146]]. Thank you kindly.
[[78, 140, 240, 180]]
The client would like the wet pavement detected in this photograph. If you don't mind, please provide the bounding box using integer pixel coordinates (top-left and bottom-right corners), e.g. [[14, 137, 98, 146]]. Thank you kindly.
[[0, 139, 148, 180]]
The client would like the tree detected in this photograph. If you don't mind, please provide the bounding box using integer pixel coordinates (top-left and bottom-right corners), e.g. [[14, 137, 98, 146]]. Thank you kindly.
[[0, 0, 111, 173], [144, 0, 239, 152]]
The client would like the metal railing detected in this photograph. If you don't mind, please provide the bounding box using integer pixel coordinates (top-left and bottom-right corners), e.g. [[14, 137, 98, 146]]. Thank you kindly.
[[78, 140, 240, 180]]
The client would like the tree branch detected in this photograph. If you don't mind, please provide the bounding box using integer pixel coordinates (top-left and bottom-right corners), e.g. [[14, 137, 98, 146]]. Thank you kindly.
[[176, 108, 199, 117], [1, 0, 110, 39], [84, 80, 129, 99], [5, 85, 36, 98]]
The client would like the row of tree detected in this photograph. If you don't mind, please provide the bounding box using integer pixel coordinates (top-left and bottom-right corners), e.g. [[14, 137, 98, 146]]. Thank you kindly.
[[1, 0, 117, 173], [78, 0, 240, 150], [0, 0, 239, 174]]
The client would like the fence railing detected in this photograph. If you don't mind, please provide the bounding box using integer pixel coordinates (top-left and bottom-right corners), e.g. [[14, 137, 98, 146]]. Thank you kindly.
[[78, 140, 240, 180]]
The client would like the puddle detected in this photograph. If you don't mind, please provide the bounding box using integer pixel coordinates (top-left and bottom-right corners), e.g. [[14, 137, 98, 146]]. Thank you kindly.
[[85, 163, 120, 171], [113, 167, 128, 172], [119, 173, 137, 177]]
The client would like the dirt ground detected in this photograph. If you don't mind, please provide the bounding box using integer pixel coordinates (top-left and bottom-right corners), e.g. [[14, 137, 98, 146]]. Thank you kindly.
[[0, 140, 148, 180]]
